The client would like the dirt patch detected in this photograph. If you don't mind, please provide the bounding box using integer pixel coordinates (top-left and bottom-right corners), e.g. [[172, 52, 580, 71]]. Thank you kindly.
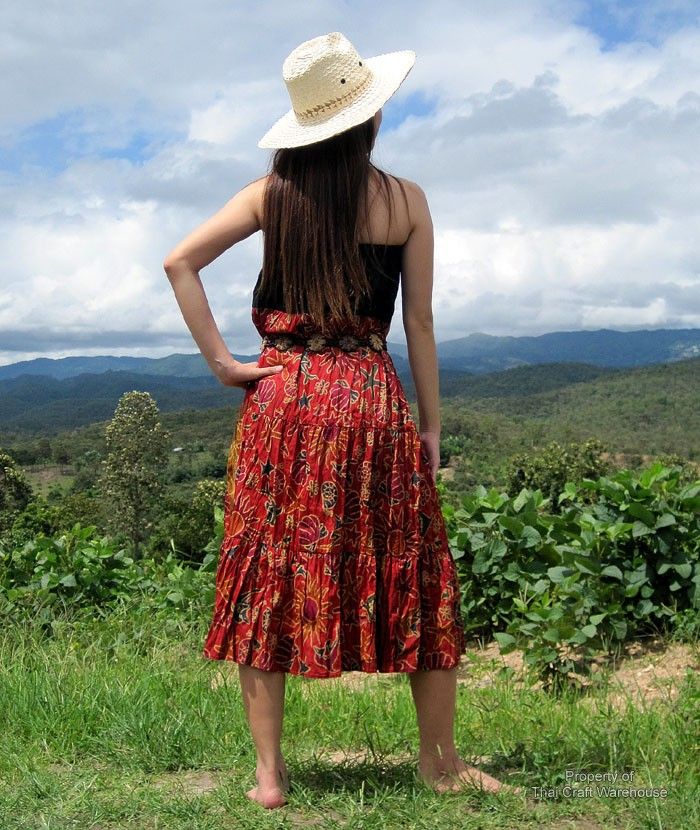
[[285, 807, 348, 827], [454, 637, 699, 709], [314, 747, 415, 766], [210, 666, 396, 693], [594, 638, 699, 709], [24, 464, 74, 495], [438, 465, 455, 481], [305, 671, 398, 693], [149, 769, 219, 796], [457, 640, 528, 689]]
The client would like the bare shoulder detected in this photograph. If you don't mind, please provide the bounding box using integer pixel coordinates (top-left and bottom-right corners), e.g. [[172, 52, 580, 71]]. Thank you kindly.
[[241, 174, 270, 224], [390, 176, 430, 229], [392, 175, 426, 199]]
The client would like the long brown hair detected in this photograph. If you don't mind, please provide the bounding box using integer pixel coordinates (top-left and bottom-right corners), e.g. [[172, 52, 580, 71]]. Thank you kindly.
[[259, 114, 408, 332]]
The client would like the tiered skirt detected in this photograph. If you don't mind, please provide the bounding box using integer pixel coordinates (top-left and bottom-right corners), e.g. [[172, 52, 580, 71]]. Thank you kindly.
[[202, 309, 467, 678]]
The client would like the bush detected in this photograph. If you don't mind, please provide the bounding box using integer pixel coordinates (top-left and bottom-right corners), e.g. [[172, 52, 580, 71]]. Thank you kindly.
[[147, 479, 225, 563], [0, 509, 224, 623], [0, 449, 34, 535], [506, 438, 610, 509], [448, 460, 700, 690]]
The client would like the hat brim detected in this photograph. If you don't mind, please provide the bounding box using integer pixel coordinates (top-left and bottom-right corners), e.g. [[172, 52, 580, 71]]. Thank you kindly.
[[257, 49, 416, 149]]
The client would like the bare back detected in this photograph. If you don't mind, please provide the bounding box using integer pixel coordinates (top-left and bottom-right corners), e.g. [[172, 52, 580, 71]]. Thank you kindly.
[[164, 167, 434, 331]]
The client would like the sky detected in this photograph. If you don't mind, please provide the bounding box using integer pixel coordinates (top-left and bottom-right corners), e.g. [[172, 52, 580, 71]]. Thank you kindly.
[[1, 0, 699, 366]]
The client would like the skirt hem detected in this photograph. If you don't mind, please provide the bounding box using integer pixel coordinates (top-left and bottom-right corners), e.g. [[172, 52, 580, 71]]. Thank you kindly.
[[202, 650, 464, 679]]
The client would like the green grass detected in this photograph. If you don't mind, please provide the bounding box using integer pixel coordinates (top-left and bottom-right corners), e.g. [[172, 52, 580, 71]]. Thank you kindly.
[[0, 604, 697, 829]]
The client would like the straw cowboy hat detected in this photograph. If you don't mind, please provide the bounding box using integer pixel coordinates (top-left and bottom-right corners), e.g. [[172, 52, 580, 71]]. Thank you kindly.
[[258, 32, 416, 149]]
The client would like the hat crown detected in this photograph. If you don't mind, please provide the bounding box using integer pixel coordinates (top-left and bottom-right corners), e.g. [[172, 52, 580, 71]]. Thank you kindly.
[[281, 32, 373, 124]]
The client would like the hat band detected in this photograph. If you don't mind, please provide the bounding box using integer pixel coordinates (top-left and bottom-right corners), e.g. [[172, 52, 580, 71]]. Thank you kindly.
[[293, 71, 373, 125]]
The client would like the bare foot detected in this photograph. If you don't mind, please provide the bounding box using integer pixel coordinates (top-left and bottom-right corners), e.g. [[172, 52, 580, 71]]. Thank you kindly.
[[245, 758, 290, 809], [418, 753, 521, 795]]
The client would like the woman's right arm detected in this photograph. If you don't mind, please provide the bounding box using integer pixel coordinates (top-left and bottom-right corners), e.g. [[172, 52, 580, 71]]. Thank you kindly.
[[400, 181, 442, 478]]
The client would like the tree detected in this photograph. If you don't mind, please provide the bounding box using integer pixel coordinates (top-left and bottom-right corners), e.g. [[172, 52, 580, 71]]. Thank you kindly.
[[98, 391, 170, 558], [52, 440, 70, 465], [0, 449, 33, 536]]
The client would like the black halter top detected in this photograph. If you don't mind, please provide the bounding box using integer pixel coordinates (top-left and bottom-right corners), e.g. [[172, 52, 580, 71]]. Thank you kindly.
[[252, 242, 403, 325]]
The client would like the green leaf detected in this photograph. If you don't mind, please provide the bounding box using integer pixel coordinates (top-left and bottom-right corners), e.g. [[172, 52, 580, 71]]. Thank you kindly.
[[673, 563, 692, 579], [610, 619, 628, 639], [627, 502, 656, 526], [512, 489, 530, 513], [521, 526, 542, 548], [493, 633, 517, 650], [601, 565, 623, 580], [547, 566, 572, 583], [632, 521, 653, 538], [498, 515, 525, 535], [636, 599, 656, 616], [59, 574, 77, 588], [654, 513, 676, 529], [607, 522, 634, 540]]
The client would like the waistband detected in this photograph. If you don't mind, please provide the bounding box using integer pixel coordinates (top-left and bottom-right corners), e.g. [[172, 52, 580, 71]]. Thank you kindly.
[[261, 331, 387, 353]]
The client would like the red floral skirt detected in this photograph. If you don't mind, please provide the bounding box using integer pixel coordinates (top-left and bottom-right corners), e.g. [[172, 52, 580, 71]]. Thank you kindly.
[[202, 308, 467, 678]]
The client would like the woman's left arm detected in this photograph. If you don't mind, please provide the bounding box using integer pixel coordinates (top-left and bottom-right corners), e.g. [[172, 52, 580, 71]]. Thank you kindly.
[[162, 177, 282, 387]]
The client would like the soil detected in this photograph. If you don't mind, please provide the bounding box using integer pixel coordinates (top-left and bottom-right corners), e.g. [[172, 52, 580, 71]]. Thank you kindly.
[[453, 636, 700, 709]]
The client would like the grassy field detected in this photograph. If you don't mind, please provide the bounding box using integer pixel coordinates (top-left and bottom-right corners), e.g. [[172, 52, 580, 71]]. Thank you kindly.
[[0, 604, 697, 829]]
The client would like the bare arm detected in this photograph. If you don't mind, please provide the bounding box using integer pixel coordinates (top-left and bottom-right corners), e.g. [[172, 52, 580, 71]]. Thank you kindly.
[[400, 181, 441, 476], [162, 177, 282, 387]]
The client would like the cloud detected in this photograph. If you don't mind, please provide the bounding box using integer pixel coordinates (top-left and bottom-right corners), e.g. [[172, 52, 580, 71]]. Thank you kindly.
[[1, 0, 699, 365]]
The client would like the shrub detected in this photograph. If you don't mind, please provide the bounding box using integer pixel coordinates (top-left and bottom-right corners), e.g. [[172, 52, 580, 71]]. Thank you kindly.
[[0, 449, 34, 535], [448, 461, 700, 690], [147, 479, 225, 563], [505, 438, 610, 509], [0, 510, 224, 622]]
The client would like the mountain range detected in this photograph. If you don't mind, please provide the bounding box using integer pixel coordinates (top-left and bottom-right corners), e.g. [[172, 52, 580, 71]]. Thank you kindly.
[[2, 326, 699, 382], [1, 327, 698, 435]]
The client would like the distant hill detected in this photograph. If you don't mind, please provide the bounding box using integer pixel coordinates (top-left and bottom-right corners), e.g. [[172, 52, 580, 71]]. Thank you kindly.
[[1, 326, 699, 382], [448, 354, 700, 469], [404, 362, 614, 400], [0, 371, 241, 434], [0, 349, 410, 382], [0, 353, 214, 381], [1, 354, 697, 441], [0, 360, 608, 435], [400, 327, 700, 373]]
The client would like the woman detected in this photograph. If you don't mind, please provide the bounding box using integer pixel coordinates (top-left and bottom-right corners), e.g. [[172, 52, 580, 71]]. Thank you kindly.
[[163, 32, 510, 809]]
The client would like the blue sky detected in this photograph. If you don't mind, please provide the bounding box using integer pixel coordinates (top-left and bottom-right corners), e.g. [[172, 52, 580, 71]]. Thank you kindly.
[[1, 0, 699, 364], [574, 0, 699, 50], [0, 85, 438, 177]]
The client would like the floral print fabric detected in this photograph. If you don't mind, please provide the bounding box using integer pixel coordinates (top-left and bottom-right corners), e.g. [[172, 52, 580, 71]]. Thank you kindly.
[[203, 307, 467, 677]]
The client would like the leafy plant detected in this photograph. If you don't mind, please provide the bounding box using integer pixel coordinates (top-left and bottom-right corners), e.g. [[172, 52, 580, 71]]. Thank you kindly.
[[0, 513, 224, 622], [449, 461, 700, 690]]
